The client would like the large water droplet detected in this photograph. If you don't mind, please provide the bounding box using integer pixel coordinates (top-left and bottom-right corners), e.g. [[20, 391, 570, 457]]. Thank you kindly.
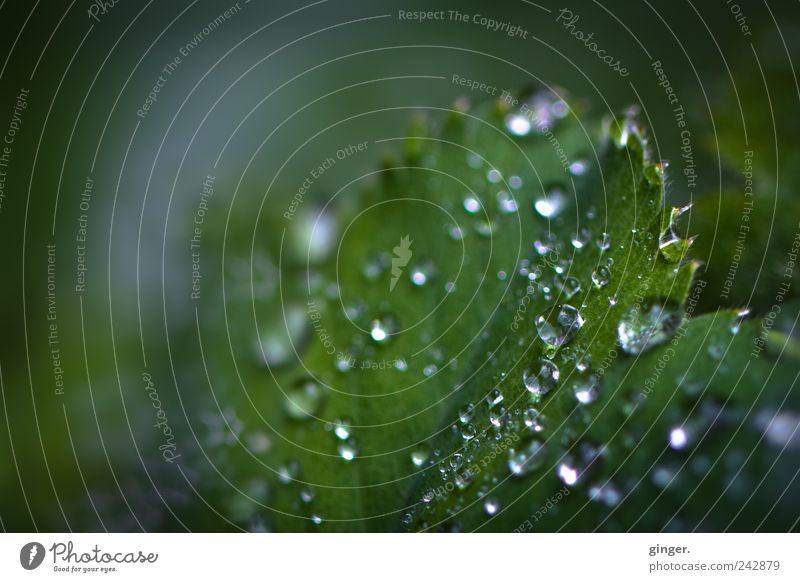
[[523, 358, 560, 396], [591, 265, 611, 288], [508, 438, 547, 477], [617, 299, 683, 355], [411, 443, 431, 467], [535, 304, 585, 347]]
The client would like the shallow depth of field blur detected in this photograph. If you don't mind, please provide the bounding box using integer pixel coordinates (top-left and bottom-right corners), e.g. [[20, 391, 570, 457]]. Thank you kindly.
[[1, 0, 799, 532]]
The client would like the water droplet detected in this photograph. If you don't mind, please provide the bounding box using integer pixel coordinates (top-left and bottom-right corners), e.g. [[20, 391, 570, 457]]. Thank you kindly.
[[277, 460, 301, 484], [508, 438, 547, 477], [448, 225, 465, 240], [459, 403, 475, 423], [284, 379, 326, 420], [575, 351, 592, 372], [535, 304, 585, 347], [755, 410, 800, 449], [523, 407, 546, 432], [555, 275, 582, 299], [571, 227, 591, 249], [311, 514, 323, 525], [509, 175, 523, 189], [496, 190, 519, 213], [534, 183, 566, 218], [573, 375, 601, 404], [254, 304, 310, 368], [338, 439, 358, 461], [617, 299, 683, 355], [461, 423, 477, 440], [651, 466, 675, 489], [669, 427, 689, 450], [410, 260, 436, 286], [707, 343, 725, 360], [489, 406, 508, 428], [463, 196, 481, 213], [370, 315, 398, 343], [591, 265, 611, 288], [333, 418, 352, 440], [609, 115, 640, 148], [568, 160, 589, 176], [505, 114, 532, 136], [523, 358, 560, 396], [484, 497, 501, 515], [486, 389, 504, 407], [300, 487, 315, 503], [596, 232, 611, 251], [557, 462, 579, 486], [411, 443, 431, 467], [588, 483, 621, 507], [487, 168, 502, 183]]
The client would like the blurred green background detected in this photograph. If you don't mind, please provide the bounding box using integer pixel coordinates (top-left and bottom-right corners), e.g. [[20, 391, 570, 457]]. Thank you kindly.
[[0, 0, 798, 531]]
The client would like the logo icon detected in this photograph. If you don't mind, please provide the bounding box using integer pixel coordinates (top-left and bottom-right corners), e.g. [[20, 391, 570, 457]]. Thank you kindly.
[[20, 542, 45, 570], [389, 235, 413, 292]]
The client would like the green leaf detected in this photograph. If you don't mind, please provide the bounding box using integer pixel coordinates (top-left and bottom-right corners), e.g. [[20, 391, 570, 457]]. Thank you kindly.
[[195, 92, 799, 532]]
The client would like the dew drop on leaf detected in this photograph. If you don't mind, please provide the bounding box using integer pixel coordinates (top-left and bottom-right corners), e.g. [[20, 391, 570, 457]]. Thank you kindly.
[[591, 265, 611, 288], [508, 438, 547, 477], [535, 304, 585, 347], [523, 358, 560, 396], [617, 299, 683, 355]]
